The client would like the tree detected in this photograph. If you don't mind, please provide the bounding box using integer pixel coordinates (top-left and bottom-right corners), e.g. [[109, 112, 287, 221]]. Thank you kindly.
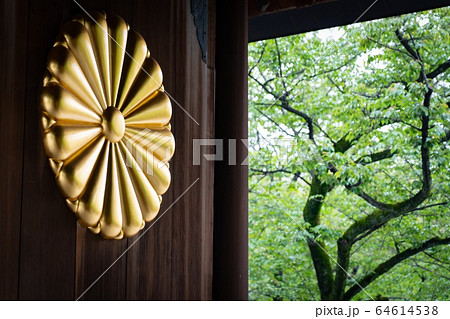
[[248, 7, 450, 301]]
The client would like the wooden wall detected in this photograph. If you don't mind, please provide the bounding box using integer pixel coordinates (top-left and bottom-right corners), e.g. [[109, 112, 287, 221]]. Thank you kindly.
[[1, 0, 215, 300]]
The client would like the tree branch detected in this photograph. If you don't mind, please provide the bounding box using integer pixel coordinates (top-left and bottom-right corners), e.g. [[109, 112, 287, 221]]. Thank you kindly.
[[411, 201, 449, 212], [440, 129, 450, 144], [330, 114, 397, 155], [249, 73, 279, 99], [367, 37, 411, 57], [396, 29, 450, 82], [251, 168, 293, 175], [254, 107, 296, 137], [418, 59, 450, 82], [275, 38, 288, 92], [344, 86, 433, 242], [249, 42, 267, 75], [355, 149, 396, 165], [279, 96, 316, 143], [395, 29, 419, 60], [327, 75, 345, 94], [344, 237, 450, 300], [304, 53, 360, 80], [314, 119, 336, 144], [250, 168, 311, 185], [333, 132, 358, 153]]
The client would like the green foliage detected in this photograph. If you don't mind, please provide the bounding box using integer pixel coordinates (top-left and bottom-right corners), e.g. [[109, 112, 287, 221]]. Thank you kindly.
[[249, 7, 450, 300]]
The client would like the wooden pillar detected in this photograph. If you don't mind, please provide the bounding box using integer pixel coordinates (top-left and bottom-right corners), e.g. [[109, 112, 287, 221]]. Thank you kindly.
[[213, 0, 249, 300], [0, 0, 28, 300]]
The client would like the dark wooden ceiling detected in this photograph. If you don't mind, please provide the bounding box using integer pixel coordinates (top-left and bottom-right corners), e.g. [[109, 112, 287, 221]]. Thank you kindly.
[[249, 0, 450, 42], [249, 0, 333, 18]]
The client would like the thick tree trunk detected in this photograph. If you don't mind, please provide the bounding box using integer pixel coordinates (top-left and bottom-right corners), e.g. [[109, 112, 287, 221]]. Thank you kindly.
[[303, 176, 334, 300], [334, 238, 351, 300]]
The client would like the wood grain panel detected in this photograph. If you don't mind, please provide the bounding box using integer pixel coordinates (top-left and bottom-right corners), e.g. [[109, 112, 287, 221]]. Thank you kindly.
[[19, 0, 78, 300], [75, 225, 128, 300], [0, 0, 28, 300], [4, 0, 215, 300], [126, 0, 214, 300]]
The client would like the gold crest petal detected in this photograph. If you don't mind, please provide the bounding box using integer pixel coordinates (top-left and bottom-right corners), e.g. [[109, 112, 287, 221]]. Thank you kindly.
[[43, 69, 58, 86], [99, 144, 123, 238], [124, 90, 172, 126], [108, 14, 128, 107], [48, 158, 63, 175], [47, 46, 103, 114], [116, 30, 148, 110], [123, 127, 175, 163], [82, 11, 112, 106], [88, 223, 101, 234], [76, 142, 110, 227], [41, 113, 56, 131], [115, 144, 144, 237], [119, 57, 163, 116], [60, 21, 107, 109], [43, 124, 102, 161], [123, 137, 171, 194], [118, 142, 161, 222], [41, 84, 102, 124], [56, 136, 105, 199]]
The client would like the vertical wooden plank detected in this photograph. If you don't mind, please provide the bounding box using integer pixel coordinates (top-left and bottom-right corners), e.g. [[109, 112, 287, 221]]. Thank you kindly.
[[126, 0, 214, 300], [0, 0, 28, 300], [18, 0, 78, 300], [213, 0, 249, 300], [183, 0, 215, 299], [73, 0, 133, 301], [126, 0, 175, 300], [74, 226, 128, 300]]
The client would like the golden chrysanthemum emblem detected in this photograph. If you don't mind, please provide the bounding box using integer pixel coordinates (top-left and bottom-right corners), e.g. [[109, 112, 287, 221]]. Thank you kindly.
[[40, 12, 175, 239]]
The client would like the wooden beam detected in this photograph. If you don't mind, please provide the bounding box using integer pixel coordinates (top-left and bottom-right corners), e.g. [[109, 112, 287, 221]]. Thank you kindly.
[[249, 0, 450, 42]]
